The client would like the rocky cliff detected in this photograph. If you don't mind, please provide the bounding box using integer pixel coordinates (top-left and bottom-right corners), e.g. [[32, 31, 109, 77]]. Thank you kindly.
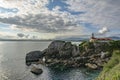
[[26, 40, 113, 70]]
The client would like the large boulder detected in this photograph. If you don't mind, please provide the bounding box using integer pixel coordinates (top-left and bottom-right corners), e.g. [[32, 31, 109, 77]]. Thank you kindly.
[[85, 63, 98, 70], [31, 66, 43, 75], [43, 40, 74, 59], [48, 40, 66, 50], [26, 51, 44, 65]]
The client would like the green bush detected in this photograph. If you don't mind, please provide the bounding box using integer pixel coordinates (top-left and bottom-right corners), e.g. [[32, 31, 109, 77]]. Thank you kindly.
[[109, 40, 120, 51], [79, 41, 87, 53], [79, 41, 94, 51]]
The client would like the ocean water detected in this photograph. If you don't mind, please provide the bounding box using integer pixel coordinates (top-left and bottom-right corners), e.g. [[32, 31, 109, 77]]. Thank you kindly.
[[0, 41, 100, 80]]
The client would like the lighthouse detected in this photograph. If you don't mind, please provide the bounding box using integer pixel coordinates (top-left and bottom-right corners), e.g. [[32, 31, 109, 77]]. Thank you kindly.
[[90, 33, 96, 42], [89, 33, 112, 42], [91, 33, 95, 39]]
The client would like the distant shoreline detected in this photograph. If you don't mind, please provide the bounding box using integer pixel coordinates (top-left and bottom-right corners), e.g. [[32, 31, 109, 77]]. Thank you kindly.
[[0, 39, 52, 42], [0, 39, 85, 42]]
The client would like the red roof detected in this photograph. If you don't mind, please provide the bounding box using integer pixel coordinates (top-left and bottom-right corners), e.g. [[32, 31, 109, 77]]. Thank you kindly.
[[91, 37, 112, 40], [90, 33, 112, 41]]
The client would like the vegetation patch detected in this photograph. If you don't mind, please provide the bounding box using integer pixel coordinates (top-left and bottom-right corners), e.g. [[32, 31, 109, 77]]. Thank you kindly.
[[97, 50, 120, 80]]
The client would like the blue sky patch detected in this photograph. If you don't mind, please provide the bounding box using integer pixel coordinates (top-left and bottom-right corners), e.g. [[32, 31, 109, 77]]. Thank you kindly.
[[46, 0, 85, 15], [0, 7, 19, 13], [80, 22, 98, 32], [0, 23, 10, 28], [46, 0, 69, 10]]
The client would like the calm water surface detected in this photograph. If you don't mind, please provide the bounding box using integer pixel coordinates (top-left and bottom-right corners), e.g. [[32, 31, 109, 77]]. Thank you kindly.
[[0, 41, 100, 80]]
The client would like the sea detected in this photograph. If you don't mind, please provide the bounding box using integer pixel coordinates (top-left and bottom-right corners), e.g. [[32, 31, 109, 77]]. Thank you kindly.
[[0, 41, 100, 80]]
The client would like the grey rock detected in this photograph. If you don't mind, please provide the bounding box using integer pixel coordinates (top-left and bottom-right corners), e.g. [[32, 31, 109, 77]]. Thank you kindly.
[[48, 40, 65, 50], [31, 66, 43, 75], [72, 45, 80, 57], [85, 63, 98, 70], [25, 40, 112, 70], [43, 40, 73, 59], [74, 57, 89, 63], [26, 51, 44, 65]]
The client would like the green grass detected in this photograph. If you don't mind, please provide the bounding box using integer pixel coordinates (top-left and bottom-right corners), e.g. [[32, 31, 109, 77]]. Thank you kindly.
[[97, 50, 120, 80]]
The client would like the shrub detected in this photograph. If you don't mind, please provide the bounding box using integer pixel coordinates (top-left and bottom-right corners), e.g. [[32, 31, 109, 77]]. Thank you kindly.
[[109, 40, 120, 51]]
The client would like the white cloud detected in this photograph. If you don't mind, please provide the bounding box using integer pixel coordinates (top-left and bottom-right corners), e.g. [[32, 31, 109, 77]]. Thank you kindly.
[[66, 0, 120, 29], [0, 31, 16, 39], [0, 0, 120, 39], [98, 27, 109, 34], [0, 0, 49, 17], [0, 0, 80, 34], [65, 0, 96, 12], [0, 11, 83, 34], [53, 6, 61, 11], [10, 24, 36, 32]]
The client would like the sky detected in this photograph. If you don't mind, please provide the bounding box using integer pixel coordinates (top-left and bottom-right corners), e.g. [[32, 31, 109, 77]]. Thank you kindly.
[[0, 0, 120, 39]]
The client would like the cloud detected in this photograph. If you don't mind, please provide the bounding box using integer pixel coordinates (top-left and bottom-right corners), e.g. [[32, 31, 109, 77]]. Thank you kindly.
[[0, 31, 16, 39], [0, 0, 49, 18], [0, 13, 82, 33], [17, 33, 30, 39], [10, 24, 36, 32], [0, 0, 86, 35], [0, 0, 120, 39], [32, 35, 37, 39], [66, 0, 120, 29], [0, 7, 18, 13], [98, 27, 109, 34], [17, 33, 39, 39], [25, 34, 29, 39], [17, 33, 25, 38]]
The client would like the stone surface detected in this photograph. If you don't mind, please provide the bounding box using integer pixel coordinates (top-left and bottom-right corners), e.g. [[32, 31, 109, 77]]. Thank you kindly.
[[72, 45, 80, 57], [26, 51, 44, 65], [43, 40, 79, 59], [31, 66, 43, 75], [85, 63, 98, 70], [25, 40, 112, 70]]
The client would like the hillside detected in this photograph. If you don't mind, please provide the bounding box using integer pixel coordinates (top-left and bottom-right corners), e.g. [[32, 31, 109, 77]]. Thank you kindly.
[[97, 50, 120, 80]]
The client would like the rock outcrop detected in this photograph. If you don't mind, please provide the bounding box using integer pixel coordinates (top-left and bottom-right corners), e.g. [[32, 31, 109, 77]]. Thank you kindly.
[[31, 66, 43, 75], [26, 40, 112, 70], [43, 40, 78, 59], [26, 51, 44, 66]]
